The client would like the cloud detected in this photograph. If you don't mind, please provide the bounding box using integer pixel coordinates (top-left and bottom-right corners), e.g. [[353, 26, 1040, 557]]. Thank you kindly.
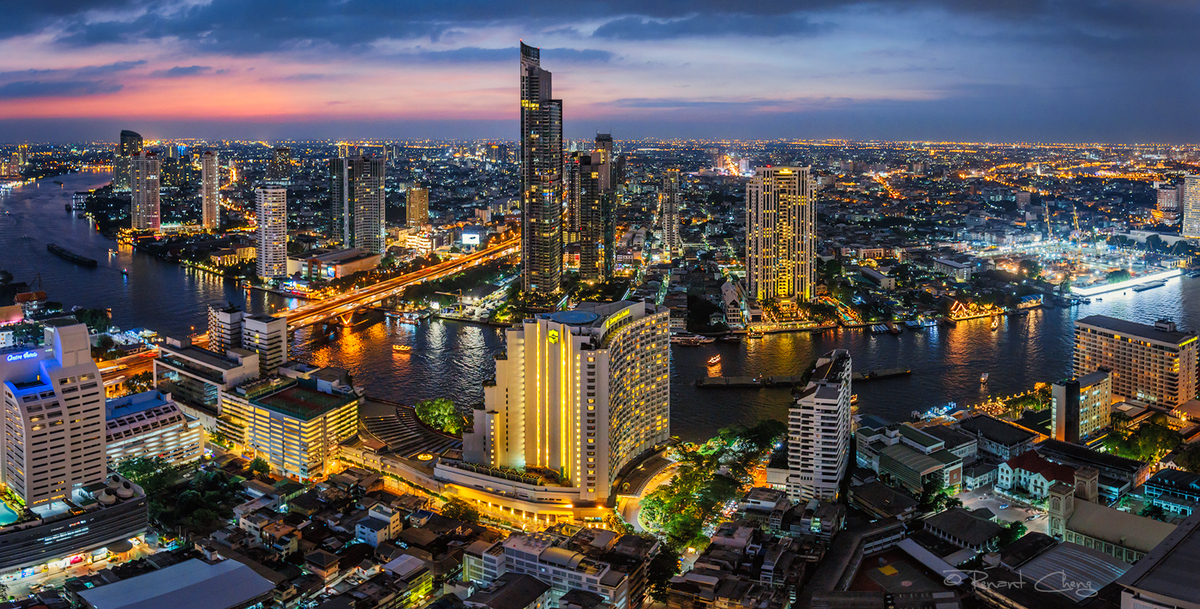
[[150, 65, 212, 78], [592, 13, 829, 39], [0, 60, 146, 81], [0, 80, 122, 99]]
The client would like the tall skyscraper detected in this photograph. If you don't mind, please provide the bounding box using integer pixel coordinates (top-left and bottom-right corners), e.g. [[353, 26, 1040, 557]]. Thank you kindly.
[[330, 156, 386, 254], [242, 314, 288, 375], [1, 320, 106, 508], [16, 143, 29, 168], [787, 349, 852, 502], [564, 153, 582, 246], [130, 150, 160, 231], [256, 187, 288, 279], [1158, 185, 1180, 212], [1074, 316, 1197, 406], [576, 151, 614, 282], [113, 130, 143, 192], [520, 42, 564, 300], [201, 151, 219, 230], [267, 147, 292, 184], [407, 186, 429, 227], [461, 301, 670, 503], [1052, 371, 1112, 444], [1183, 175, 1200, 239], [746, 166, 816, 304], [661, 168, 681, 258]]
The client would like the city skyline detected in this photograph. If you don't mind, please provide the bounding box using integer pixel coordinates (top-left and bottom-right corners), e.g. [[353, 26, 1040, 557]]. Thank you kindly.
[[3, 1, 1200, 143]]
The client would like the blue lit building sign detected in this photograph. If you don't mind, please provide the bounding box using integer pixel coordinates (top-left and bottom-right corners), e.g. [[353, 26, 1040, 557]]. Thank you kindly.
[[5, 351, 37, 363]]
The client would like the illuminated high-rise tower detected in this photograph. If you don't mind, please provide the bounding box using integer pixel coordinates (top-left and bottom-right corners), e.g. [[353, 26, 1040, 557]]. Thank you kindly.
[[256, 187, 288, 279], [201, 151, 219, 230], [130, 151, 160, 231], [1183, 175, 1200, 239], [113, 130, 143, 192], [330, 156, 386, 254], [267, 147, 292, 184], [407, 186, 429, 227], [520, 42, 564, 301], [661, 169, 681, 258], [746, 166, 816, 303]]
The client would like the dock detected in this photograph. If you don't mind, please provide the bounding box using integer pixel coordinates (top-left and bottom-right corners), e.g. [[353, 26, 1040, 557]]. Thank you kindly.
[[697, 368, 911, 389]]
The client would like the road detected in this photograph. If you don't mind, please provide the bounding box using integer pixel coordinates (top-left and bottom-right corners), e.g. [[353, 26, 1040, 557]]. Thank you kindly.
[[284, 236, 519, 329], [958, 487, 1048, 535]]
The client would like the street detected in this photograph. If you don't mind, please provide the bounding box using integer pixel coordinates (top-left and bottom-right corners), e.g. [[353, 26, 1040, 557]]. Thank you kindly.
[[957, 487, 1048, 535]]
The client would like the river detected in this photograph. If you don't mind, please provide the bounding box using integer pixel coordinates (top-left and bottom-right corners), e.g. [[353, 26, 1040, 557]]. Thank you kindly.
[[3, 172, 1197, 441]]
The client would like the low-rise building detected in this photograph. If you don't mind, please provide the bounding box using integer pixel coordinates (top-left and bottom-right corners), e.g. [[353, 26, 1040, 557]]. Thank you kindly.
[[465, 573, 553, 609], [287, 247, 382, 280], [1048, 468, 1176, 564], [76, 556, 276, 609], [1116, 511, 1200, 609], [958, 415, 1037, 461], [154, 337, 259, 428], [922, 507, 1004, 552], [104, 390, 205, 466], [1142, 468, 1200, 516], [997, 451, 1076, 500]]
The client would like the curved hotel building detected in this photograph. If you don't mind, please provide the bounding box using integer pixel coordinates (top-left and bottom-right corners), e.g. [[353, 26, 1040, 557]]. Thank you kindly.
[[446, 301, 670, 523]]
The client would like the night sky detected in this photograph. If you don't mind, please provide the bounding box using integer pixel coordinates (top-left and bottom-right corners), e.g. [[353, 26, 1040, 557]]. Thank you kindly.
[[2, 0, 1198, 142]]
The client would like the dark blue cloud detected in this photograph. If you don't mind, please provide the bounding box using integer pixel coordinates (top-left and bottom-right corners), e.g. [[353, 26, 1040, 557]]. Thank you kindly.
[[592, 13, 829, 39], [0, 80, 122, 99], [150, 65, 212, 78], [0, 60, 145, 81]]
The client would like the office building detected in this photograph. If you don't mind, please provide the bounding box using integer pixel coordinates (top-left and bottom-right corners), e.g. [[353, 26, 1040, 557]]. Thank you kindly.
[[130, 150, 160, 231], [267, 146, 292, 184], [208, 304, 244, 353], [256, 187, 288, 279], [407, 186, 429, 227], [16, 143, 29, 167], [520, 42, 564, 300], [1051, 371, 1112, 444], [1183, 175, 1200, 239], [787, 350, 851, 502], [201, 150, 219, 229], [330, 156, 386, 254], [287, 247, 381, 280], [1157, 185, 1180, 212], [112, 129, 142, 191], [154, 337, 259, 428], [105, 390, 205, 466], [456, 301, 669, 515], [242, 314, 288, 375], [745, 166, 815, 304], [1074, 316, 1197, 406], [660, 168, 681, 257], [218, 372, 359, 482], [1117, 511, 1200, 609], [575, 151, 614, 282], [1, 320, 106, 508]]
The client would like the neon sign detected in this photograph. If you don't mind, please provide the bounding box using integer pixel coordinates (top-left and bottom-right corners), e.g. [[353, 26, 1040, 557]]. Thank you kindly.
[[5, 351, 37, 363]]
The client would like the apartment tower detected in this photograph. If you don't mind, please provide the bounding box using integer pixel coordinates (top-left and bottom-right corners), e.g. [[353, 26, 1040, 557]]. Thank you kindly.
[[256, 187, 288, 279], [520, 42, 565, 300], [330, 156, 386, 254], [201, 150, 219, 230], [746, 166, 816, 304], [130, 150, 160, 231], [661, 168, 681, 257], [788, 349, 852, 502]]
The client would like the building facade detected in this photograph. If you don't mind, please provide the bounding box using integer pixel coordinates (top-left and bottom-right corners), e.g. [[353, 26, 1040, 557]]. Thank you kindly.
[[331, 156, 387, 254], [660, 169, 681, 258], [407, 186, 429, 227], [201, 150, 219, 230], [462, 301, 669, 505], [104, 390, 205, 466], [153, 338, 259, 428], [256, 187, 288, 279], [1, 321, 106, 507], [575, 150, 615, 283], [787, 350, 851, 502], [267, 147, 292, 184], [1074, 316, 1198, 406], [520, 42, 564, 300], [1051, 371, 1112, 443], [112, 129, 142, 192], [130, 150, 160, 231], [242, 314, 288, 375], [745, 167, 815, 304], [1183, 174, 1200, 239], [208, 304, 243, 354]]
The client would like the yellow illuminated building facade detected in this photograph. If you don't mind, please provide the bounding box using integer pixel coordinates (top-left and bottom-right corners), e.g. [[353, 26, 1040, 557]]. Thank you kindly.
[[463, 301, 670, 503], [1074, 315, 1197, 407], [746, 166, 815, 303], [219, 376, 359, 482]]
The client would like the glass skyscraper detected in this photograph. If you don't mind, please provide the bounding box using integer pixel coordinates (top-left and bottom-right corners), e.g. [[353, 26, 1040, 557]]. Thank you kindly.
[[520, 42, 564, 302]]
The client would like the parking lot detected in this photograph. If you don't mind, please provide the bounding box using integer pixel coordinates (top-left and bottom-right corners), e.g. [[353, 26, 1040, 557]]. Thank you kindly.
[[958, 487, 1048, 535]]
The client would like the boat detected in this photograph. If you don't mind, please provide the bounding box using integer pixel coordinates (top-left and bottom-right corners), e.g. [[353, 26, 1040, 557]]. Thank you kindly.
[[120, 268, 128, 276], [720, 335, 741, 342], [46, 243, 98, 267], [696, 336, 716, 344], [1132, 280, 1167, 292], [980, 372, 989, 384], [707, 355, 721, 366], [393, 345, 411, 352], [64, 203, 72, 211], [851, 394, 859, 405], [990, 316, 1000, 330], [747, 330, 764, 339]]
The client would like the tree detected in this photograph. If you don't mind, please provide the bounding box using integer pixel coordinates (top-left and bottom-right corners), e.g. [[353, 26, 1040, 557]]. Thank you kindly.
[[117, 456, 182, 496], [1018, 260, 1041, 280], [440, 497, 480, 523], [997, 520, 1027, 547], [248, 457, 271, 479], [414, 398, 467, 435], [647, 548, 682, 602], [123, 371, 154, 395], [1139, 503, 1169, 522]]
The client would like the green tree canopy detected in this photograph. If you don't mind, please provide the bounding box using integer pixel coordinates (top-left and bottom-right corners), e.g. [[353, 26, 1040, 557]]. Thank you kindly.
[[415, 398, 468, 435]]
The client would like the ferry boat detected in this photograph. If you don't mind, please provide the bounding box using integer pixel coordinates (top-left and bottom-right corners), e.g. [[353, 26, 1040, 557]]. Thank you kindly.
[[746, 330, 764, 339], [707, 355, 721, 366], [393, 345, 411, 353], [980, 373, 989, 384]]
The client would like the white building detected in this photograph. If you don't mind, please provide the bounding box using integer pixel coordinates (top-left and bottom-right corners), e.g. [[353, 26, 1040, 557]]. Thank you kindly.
[[105, 390, 205, 466], [1183, 175, 1200, 239], [787, 350, 851, 502], [154, 337, 259, 429], [130, 150, 160, 231], [745, 166, 815, 304], [242, 314, 287, 375], [256, 187, 287, 279], [207, 304, 243, 354], [1, 320, 106, 508], [454, 301, 670, 518], [932, 258, 972, 282], [997, 450, 1075, 500], [201, 150, 219, 230]]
